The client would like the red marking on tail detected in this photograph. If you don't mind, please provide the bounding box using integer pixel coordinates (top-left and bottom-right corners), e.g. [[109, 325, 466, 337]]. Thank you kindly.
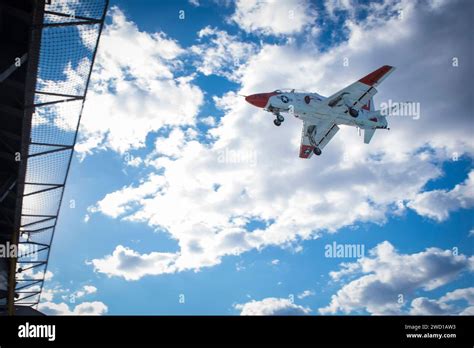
[[362, 99, 371, 111]]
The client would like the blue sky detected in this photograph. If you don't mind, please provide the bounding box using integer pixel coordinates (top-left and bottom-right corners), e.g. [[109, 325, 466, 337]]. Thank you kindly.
[[38, 0, 473, 315]]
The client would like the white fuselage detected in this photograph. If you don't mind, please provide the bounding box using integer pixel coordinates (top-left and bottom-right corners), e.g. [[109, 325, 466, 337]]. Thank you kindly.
[[265, 92, 387, 130]]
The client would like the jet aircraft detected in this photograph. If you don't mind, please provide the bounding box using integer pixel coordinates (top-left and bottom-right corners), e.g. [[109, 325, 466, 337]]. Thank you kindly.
[[245, 65, 395, 158]]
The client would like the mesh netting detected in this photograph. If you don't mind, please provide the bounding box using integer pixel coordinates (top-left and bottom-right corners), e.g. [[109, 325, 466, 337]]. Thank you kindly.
[[14, 0, 108, 307], [32, 100, 85, 146], [45, 0, 106, 23], [25, 150, 73, 184], [37, 26, 98, 94], [22, 189, 63, 216]]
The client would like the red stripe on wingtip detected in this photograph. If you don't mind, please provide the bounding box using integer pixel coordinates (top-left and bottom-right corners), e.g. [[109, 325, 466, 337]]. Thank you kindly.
[[359, 65, 392, 86]]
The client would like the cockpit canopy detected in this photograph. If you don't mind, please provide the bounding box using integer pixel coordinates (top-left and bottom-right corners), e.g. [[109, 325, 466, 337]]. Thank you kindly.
[[273, 89, 309, 94]]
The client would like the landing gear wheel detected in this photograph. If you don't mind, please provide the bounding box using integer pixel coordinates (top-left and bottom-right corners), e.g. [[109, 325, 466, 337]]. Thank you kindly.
[[276, 114, 284, 122], [349, 108, 359, 117], [273, 119, 281, 126], [313, 147, 322, 156]]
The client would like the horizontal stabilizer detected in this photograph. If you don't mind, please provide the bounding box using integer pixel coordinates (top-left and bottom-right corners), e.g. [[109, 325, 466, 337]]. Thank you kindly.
[[364, 129, 376, 144]]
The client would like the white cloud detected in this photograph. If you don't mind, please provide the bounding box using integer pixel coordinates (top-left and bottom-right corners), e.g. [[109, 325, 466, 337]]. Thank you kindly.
[[41, 288, 55, 302], [77, 25, 99, 51], [38, 302, 72, 315], [44, 271, 54, 281], [73, 6, 204, 155], [150, 128, 188, 158], [18, 269, 54, 282], [39, 282, 106, 315], [409, 297, 450, 315], [319, 241, 474, 315], [37, 6, 205, 157], [39, 301, 108, 315], [91, 245, 178, 281], [73, 301, 108, 315], [271, 259, 280, 265], [407, 170, 474, 222], [89, 0, 473, 280], [191, 26, 256, 81], [410, 287, 474, 315], [230, 0, 317, 36], [75, 285, 97, 298], [88, 174, 166, 219], [200, 116, 217, 127], [38, 57, 90, 98], [324, 0, 356, 20], [34, 57, 91, 136], [297, 290, 315, 299], [235, 297, 311, 315]]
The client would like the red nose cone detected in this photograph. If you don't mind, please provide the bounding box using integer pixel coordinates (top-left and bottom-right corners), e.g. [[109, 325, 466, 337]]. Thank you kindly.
[[245, 92, 275, 108]]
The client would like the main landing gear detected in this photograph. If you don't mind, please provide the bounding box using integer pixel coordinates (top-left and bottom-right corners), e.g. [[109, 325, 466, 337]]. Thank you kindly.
[[273, 113, 284, 126], [306, 125, 322, 156]]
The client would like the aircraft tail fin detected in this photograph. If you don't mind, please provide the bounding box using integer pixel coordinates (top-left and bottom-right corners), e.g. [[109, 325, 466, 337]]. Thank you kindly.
[[362, 97, 375, 111]]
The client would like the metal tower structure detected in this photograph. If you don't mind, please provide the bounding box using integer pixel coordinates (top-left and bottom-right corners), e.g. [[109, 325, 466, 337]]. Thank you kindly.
[[0, 0, 108, 315]]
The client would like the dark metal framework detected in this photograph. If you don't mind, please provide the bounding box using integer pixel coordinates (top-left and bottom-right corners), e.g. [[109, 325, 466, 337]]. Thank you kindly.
[[5, 0, 108, 314]]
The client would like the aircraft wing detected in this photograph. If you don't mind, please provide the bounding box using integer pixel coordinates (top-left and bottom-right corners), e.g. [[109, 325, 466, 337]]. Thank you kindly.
[[299, 119, 339, 158], [325, 65, 395, 114]]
